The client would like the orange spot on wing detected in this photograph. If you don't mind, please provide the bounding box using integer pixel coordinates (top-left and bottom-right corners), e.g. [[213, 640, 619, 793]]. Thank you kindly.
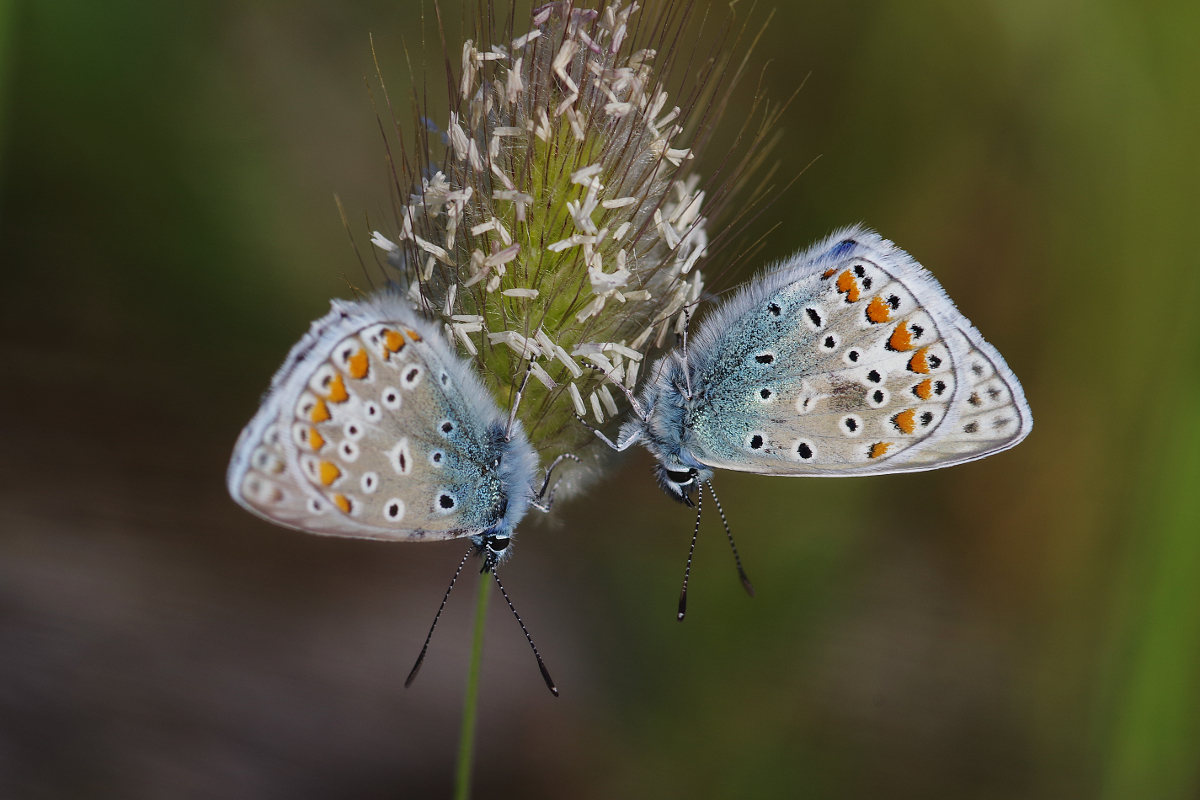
[[310, 398, 331, 423], [868, 442, 892, 459], [404, 328, 423, 342], [888, 321, 914, 351], [308, 428, 325, 450], [866, 296, 891, 324], [835, 271, 861, 302], [383, 329, 406, 353], [913, 379, 933, 400], [333, 494, 351, 513], [347, 349, 369, 380], [318, 461, 341, 486], [892, 409, 916, 435], [821, 268, 836, 279], [325, 374, 349, 403], [907, 347, 931, 374]]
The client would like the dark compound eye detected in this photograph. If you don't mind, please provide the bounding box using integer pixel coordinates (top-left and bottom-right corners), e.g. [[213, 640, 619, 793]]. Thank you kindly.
[[666, 469, 693, 484], [488, 537, 510, 552]]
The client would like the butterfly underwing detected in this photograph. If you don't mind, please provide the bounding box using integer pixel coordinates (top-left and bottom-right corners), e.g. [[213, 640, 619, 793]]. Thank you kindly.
[[227, 294, 539, 557], [612, 226, 1032, 501]]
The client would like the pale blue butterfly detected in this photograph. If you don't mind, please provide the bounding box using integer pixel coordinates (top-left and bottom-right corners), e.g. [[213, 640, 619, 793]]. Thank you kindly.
[[227, 294, 570, 694], [586, 226, 1033, 617]]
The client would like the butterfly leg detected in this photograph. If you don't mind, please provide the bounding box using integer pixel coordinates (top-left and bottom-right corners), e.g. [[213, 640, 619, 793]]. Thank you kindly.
[[580, 360, 646, 420], [679, 307, 694, 400], [572, 413, 641, 451], [530, 453, 581, 513], [504, 362, 535, 442]]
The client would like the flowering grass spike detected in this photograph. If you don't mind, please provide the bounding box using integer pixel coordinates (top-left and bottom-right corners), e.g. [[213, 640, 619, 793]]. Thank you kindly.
[[372, 0, 777, 489]]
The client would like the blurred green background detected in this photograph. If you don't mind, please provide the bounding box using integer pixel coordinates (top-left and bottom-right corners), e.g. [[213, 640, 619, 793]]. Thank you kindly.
[[2, 0, 1198, 797]]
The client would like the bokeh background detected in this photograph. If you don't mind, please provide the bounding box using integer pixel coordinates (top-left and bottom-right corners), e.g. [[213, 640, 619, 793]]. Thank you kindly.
[[2, 0, 1198, 797]]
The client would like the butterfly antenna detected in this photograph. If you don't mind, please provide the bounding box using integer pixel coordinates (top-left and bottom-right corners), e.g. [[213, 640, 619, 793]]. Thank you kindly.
[[706, 481, 754, 597], [405, 545, 473, 688], [492, 570, 558, 696], [505, 362, 534, 442], [677, 485, 704, 621], [532, 453, 581, 512]]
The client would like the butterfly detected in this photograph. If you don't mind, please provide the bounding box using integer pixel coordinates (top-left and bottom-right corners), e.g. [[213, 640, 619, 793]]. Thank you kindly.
[[584, 226, 1033, 617], [227, 294, 570, 694]]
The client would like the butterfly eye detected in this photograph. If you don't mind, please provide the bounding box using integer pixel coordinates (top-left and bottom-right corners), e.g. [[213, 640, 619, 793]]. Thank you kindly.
[[488, 537, 510, 552], [666, 469, 694, 485]]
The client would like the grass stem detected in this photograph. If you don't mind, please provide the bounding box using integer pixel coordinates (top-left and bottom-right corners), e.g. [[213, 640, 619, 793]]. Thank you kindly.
[[454, 571, 492, 800]]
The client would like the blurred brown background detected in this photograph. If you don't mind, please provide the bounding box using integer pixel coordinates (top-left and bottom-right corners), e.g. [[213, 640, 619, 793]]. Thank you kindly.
[[2, 0, 1198, 797]]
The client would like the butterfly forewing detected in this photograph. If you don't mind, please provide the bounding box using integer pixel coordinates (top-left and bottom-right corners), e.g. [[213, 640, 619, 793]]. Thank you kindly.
[[685, 228, 1030, 475], [229, 298, 512, 540]]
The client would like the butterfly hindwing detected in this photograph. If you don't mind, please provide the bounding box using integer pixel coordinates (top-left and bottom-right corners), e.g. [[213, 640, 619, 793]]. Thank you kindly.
[[681, 226, 1031, 475], [228, 296, 531, 540]]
